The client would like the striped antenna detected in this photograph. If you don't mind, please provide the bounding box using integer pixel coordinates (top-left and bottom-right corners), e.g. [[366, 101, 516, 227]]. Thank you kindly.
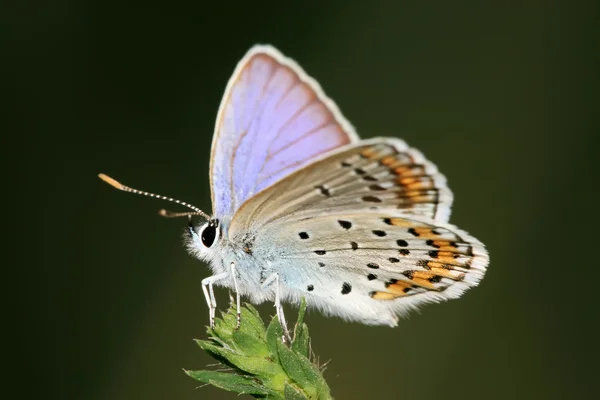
[[98, 173, 211, 220]]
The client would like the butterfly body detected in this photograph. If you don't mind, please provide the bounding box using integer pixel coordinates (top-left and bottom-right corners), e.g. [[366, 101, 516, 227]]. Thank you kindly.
[[101, 44, 489, 332]]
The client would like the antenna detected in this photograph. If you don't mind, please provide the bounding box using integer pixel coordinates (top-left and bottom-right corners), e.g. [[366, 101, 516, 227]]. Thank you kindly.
[[98, 173, 211, 221], [158, 209, 208, 218]]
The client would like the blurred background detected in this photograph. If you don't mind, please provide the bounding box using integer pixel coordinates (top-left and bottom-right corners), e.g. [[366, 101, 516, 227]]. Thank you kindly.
[[6, 1, 599, 399]]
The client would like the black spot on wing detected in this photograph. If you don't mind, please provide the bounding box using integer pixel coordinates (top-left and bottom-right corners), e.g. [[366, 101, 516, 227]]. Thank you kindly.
[[402, 271, 414, 279], [341, 282, 352, 294], [338, 220, 352, 230], [315, 185, 331, 196], [362, 196, 382, 203], [369, 184, 386, 191]]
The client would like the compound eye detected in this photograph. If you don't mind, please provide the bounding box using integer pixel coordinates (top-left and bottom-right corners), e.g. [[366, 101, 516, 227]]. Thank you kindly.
[[201, 224, 217, 248]]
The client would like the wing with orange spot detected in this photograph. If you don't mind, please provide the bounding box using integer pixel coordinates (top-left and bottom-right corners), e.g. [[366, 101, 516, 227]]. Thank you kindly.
[[230, 138, 454, 235], [243, 209, 488, 324]]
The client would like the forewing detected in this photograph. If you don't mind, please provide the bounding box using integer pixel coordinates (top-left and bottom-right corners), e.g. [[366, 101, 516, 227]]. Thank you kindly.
[[210, 45, 358, 217], [230, 138, 454, 234]]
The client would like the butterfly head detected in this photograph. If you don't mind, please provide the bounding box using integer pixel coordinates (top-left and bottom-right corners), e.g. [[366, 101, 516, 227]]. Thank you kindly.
[[186, 217, 223, 260], [183, 217, 233, 265]]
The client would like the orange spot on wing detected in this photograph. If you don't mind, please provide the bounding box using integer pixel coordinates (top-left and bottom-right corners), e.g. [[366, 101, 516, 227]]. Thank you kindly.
[[394, 165, 425, 177], [414, 227, 440, 238], [428, 260, 470, 270], [398, 193, 435, 203], [433, 251, 464, 265], [412, 271, 436, 280], [427, 261, 446, 269], [399, 177, 416, 186], [432, 240, 458, 251], [399, 177, 434, 190], [393, 166, 409, 175], [361, 148, 377, 159], [370, 291, 401, 300], [380, 156, 397, 166], [432, 240, 454, 247], [430, 267, 465, 280], [411, 277, 437, 290], [385, 218, 416, 227], [386, 280, 413, 295]]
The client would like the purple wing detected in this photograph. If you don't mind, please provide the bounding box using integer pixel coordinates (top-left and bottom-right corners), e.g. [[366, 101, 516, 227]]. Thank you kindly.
[[210, 45, 359, 218]]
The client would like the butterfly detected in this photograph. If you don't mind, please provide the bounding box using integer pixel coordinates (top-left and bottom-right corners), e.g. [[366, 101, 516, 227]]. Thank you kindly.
[[99, 45, 489, 340]]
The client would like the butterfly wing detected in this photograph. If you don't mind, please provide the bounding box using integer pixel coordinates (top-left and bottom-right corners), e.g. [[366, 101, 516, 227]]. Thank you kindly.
[[228, 139, 485, 325], [230, 138, 454, 229], [252, 211, 487, 325], [210, 45, 359, 218]]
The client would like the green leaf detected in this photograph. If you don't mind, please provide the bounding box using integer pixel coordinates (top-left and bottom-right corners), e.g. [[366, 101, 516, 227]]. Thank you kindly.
[[210, 313, 235, 342], [197, 340, 282, 378], [284, 382, 309, 400], [266, 315, 284, 364], [185, 369, 273, 396], [296, 297, 307, 327], [292, 299, 310, 358], [244, 302, 262, 320], [239, 303, 267, 339], [276, 338, 329, 399], [231, 329, 269, 358], [292, 323, 310, 359]]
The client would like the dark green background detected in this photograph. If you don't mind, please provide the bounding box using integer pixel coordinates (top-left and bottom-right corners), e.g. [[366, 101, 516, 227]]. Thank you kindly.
[[7, 1, 599, 399]]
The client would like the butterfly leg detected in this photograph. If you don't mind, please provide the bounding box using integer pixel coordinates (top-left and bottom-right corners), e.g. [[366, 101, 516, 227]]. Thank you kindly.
[[201, 273, 228, 328], [230, 261, 241, 329], [261, 272, 291, 343]]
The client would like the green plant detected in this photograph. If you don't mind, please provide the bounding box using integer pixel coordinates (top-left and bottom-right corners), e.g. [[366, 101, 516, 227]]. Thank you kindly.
[[186, 299, 332, 399]]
